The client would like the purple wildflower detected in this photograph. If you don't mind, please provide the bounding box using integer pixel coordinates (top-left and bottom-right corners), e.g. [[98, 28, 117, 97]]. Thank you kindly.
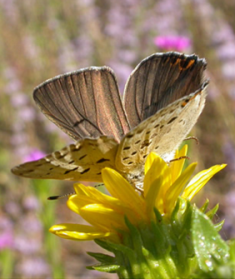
[[154, 35, 191, 52], [23, 149, 46, 162], [0, 232, 14, 250]]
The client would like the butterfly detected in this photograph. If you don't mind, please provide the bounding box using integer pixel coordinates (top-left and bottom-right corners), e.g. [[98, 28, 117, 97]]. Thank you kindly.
[[12, 52, 208, 187]]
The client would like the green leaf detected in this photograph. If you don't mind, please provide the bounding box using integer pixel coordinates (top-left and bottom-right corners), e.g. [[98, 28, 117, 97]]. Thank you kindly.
[[87, 252, 115, 264], [191, 206, 229, 272], [228, 239, 235, 263]]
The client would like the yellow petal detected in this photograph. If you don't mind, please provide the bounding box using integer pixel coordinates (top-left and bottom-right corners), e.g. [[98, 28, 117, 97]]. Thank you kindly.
[[170, 145, 188, 183], [49, 223, 113, 241], [79, 204, 128, 231], [182, 164, 226, 200], [71, 184, 130, 212], [144, 153, 170, 197], [145, 176, 163, 219], [73, 183, 98, 198], [102, 168, 146, 219], [145, 152, 160, 174], [164, 163, 197, 215], [73, 183, 88, 195], [67, 195, 99, 214]]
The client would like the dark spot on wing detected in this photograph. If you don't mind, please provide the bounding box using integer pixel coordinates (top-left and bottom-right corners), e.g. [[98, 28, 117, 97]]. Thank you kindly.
[[80, 168, 90, 174], [96, 158, 110, 163], [137, 129, 143, 134], [167, 117, 177, 124], [73, 119, 85, 127], [79, 154, 87, 160], [64, 167, 78, 175], [181, 98, 190, 108], [140, 140, 151, 149], [123, 146, 131, 150]]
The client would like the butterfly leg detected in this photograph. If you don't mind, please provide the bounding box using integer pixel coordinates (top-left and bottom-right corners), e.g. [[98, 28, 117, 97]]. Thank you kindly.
[[183, 136, 199, 144], [170, 156, 189, 163]]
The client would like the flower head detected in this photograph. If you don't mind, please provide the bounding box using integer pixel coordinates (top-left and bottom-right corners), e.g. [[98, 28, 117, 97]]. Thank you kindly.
[[154, 35, 191, 52], [49, 145, 226, 243]]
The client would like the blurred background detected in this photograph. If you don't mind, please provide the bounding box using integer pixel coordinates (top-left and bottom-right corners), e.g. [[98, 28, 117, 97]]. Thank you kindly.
[[1, 0, 235, 278]]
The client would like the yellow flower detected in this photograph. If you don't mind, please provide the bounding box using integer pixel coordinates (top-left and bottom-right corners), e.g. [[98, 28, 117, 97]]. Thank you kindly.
[[49, 145, 226, 242]]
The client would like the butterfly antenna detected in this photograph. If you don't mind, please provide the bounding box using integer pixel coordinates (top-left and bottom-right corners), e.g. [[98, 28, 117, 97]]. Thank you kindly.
[[184, 136, 199, 144], [170, 156, 189, 163], [94, 183, 105, 188], [48, 192, 76, 200]]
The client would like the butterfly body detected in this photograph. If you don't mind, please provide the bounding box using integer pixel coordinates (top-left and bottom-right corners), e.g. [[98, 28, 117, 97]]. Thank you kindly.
[[12, 52, 208, 187]]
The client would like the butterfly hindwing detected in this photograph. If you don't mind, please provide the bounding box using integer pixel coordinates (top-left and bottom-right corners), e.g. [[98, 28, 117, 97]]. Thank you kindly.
[[33, 67, 130, 142], [12, 137, 119, 181], [115, 82, 208, 174]]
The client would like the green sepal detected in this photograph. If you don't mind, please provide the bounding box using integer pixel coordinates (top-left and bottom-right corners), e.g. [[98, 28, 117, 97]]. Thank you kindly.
[[87, 252, 115, 264], [214, 220, 224, 232], [206, 203, 219, 220], [87, 264, 120, 273], [199, 199, 209, 213]]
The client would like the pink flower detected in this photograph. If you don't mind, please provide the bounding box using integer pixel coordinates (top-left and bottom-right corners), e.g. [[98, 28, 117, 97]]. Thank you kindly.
[[0, 232, 14, 250], [23, 149, 46, 162], [154, 36, 191, 52]]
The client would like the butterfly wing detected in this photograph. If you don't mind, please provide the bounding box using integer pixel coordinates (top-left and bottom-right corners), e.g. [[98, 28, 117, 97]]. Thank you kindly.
[[115, 82, 208, 175], [34, 67, 130, 142], [123, 52, 207, 129], [12, 137, 119, 181]]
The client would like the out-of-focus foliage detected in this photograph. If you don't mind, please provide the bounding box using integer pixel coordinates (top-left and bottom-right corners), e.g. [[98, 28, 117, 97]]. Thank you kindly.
[[1, 0, 235, 278]]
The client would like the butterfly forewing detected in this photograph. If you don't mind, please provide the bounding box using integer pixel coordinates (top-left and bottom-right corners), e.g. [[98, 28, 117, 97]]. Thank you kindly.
[[34, 67, 130, 142], [124, 52, 207, 129], [115, 82, 208, 174], [12, 137, 119, 181]]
